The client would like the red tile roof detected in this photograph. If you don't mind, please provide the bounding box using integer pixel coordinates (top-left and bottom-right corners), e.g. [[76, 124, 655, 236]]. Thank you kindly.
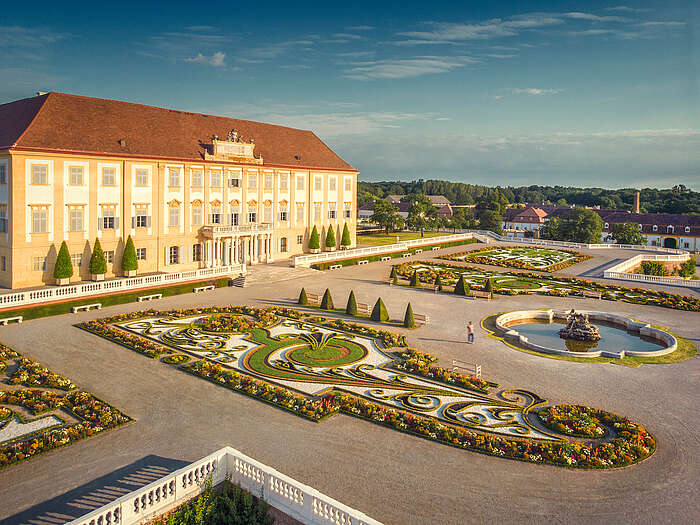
[[0, 92, 356, 172]]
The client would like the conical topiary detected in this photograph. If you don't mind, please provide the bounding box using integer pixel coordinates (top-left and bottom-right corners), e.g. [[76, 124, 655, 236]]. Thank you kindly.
[[89, 238, 107, 275], [346, 290, 358, 315], [325, 227, 336, 249], [371, 297, 389, 322], [485, 278, 494, 299], [434, 274, 443, 291], [341, 223, 352, 248], [454, 275, 469, 296], [410, 270, 419, 287], [298, 288, 309, 306], [53, 241, 73, 280], [309, 226, 320, 251], [320, 288, 334, 310], [121, 235, 138, 273], [403, 303, 416, 328]]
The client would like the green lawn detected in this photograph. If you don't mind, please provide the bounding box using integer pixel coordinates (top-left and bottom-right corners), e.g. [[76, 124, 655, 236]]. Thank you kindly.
[[357, 231, 452, 246]]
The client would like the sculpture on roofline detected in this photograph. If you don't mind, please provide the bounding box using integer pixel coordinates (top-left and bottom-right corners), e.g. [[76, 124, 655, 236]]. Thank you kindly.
[[227, 129, 239, 142]]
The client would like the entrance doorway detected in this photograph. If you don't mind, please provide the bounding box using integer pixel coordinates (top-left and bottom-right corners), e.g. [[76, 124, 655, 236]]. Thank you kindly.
[[663, 237, 677, 249]]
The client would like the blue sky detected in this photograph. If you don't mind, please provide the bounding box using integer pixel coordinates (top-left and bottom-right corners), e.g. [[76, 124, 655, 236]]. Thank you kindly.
[[1, 1, 698, 189]]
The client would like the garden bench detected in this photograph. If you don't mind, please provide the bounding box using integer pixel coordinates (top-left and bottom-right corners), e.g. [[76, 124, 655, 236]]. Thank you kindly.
[[328, 264, 342, 270], [380, 256, 391, 262], [401, 253, 411, 258], [452, 359, 481, 378], [357, 302, 370, 315], [137, 293, 162, 302], [582, 290, 602, 300], [471, 291, 492, 300], [414, 249, 422, 254], [72, 303, 102, 313], [0, 316, 22, 325], [431, 246, 441, 251], [414, 313, 430, 325], [193, 285, 215, 293], [306, 293, 322, 304], [358, 260, 368, 265]]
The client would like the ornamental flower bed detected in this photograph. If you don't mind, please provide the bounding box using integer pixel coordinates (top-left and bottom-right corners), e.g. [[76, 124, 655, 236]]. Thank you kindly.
[[10, 358, 76, 390], [538, 405, 606, 438], [162, 354, 191, 365], [195, 314, 264, 333], [393, 349, 491, 393], [441, 247, 590, 272]]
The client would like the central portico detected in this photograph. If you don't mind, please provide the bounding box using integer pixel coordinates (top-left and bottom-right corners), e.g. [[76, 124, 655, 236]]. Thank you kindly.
[[200, 223, 275, 266]]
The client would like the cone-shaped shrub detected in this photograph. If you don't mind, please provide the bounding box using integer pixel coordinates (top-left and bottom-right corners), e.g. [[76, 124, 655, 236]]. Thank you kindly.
[[392, 271, 398, 285], [341, 223, 352, 248], [485, 278, 494, 299], [325, 227, 336, 248], [309, 226, 320, 250], [434, 274, 443, 291], [371, 297, 389, 322], [410, 270, 419, 287], [454, 275, 469, 296], [121, 235, 138, 272], [320, 288, 334, 310], [298, 288, 309, 306], [403, 303, 416, 328], [53, 241, 73, 279], [346, 290, 358, 315], [89, 238, 107, 275]]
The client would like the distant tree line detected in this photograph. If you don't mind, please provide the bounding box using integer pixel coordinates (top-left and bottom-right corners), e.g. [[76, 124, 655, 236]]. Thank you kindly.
[[358, 180, 699, 215]]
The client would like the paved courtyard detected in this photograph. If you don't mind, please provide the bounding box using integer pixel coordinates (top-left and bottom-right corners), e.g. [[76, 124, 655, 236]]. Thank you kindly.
[[0, 245, 698, 524]]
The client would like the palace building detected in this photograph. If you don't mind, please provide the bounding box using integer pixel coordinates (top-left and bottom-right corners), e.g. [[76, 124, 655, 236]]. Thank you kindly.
[[0, 92, 358, 289]]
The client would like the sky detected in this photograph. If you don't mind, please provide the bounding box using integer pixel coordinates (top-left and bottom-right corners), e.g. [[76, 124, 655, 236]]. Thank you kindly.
[[1, 1, 698, 189]]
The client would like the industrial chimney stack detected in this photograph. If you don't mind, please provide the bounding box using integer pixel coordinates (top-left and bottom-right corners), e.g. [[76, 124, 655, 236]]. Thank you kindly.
[[633, 191, 640, 214]]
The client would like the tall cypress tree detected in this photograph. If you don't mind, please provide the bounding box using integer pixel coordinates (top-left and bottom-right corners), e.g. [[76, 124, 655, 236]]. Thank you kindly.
[[341, 223, 352, 248], [298, 288, 309, 305], [89, 238, 107, 275], [320, 288, 334, 310], [371, 298, 389, 322], [121, 235, 138, 273], [454, 275, 468, 295], [346, 290, 358, 315], [325, 227, 336, 249], [410, 270, 419, 287], [403, 303, 416, 328], [308, 226, 320, 250], [53, 241, 73, 280]]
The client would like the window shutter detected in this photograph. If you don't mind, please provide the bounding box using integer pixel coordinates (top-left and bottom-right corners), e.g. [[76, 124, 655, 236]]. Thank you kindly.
[[115, 217, 120, 229], [131, 217, 135, 229], [97, 218, 102, 230], [147, 216, 152, 228], [164, 247, 168, 266], [180, 246, 185, 264]]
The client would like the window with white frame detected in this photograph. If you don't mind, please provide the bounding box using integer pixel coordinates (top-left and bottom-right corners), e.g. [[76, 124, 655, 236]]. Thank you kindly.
[[104, 251, 114, 264], [0, 164, 6, 185], [296, 175, 304, 191], [279, 203, 288, 222], [296, 234, 303, 244], [101, 206, 116, 229], [70, 253, 80, 267], [231, 211, 239, 225], [328, 202, 336, 220], [169, 206, 180, 227], [210, 205, 221, 224], [191, 170, 203, 188], [279, 174, 288, 190], [32, 207, 48, 233], [345, 176, 352, 192], [136, 168, 149, 187], [280, 237, 288, 252], [69, 208, 83, 232], [314, 176, 322, 191], [314, 202, 322, 222], [102, 167, 116, 186], [70, 166, 84, 186], [211, 171, 222, 188], [329, 176, 336, 191], [169, 246, 179, 264], [344, 203, 352, 218], [248, 173, 257, 189], [192, 205, 203, 226], [248, 208, 257, 223], [264, 173, 273, 190], [33, 256, 46, 272], [0, 206, 7, 233], [136, 247, 146, 261], [168, 168, 180, 187], [229, 173, 241, 188], [296, 204, 305, 223], [192, 244, 202, 262], [135, 206, 149, 228], [32, 165, 48, 185], [1, 256, 6, 272]]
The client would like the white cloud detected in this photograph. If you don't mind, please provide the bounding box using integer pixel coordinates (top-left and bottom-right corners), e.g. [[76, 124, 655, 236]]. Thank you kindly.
[[343, 56, 477, 80], [347, 25, 374, 31], [604, 6, 652, 13], [185, 51, 226, 67], [511, 88, 563, 96], [0, 26, 68, 50]]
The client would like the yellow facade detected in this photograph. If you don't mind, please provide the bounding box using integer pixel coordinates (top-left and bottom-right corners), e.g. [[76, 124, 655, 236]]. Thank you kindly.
[[0, 149, 356, 289]]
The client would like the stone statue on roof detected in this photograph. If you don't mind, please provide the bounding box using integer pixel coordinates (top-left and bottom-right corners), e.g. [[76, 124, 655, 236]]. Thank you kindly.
[[227, 129, 239, 142]]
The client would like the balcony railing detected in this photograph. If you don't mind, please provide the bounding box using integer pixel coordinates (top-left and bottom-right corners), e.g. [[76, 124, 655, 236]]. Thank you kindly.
[[201, 223, 274, 237]]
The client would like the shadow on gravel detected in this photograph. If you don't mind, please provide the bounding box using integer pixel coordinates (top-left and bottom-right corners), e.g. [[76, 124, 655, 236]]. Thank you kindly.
[[3, 455, 189, 525], [579, 258, 625, 277]]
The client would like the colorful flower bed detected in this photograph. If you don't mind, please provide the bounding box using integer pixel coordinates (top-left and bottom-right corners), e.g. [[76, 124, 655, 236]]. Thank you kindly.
[[394, 262, 700, 311], [307, 317, 407, 348], [10, 358, 76, 390], [393, 349, 492, 393], [162, 354, 191, 365], [195, 314, 264, 333], [538, 405, 606, 438], [441, 246, 590, 272]]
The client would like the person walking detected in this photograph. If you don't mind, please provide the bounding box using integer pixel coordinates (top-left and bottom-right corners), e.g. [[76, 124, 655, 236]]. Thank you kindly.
[[467, 321, 474, 344]]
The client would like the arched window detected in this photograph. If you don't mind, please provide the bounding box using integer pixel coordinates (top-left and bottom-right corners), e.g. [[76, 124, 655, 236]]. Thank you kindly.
[[604, 222, 609, 229], [667, 225, 674, 234], [652, 225, 658, 232], [685, 226, 690, 233]]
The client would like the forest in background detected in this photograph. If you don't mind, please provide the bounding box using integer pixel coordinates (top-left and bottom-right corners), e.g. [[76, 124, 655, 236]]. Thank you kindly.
[[358, 180, 699, 215]]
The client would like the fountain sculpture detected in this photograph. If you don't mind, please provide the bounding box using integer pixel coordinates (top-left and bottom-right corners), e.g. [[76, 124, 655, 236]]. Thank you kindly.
[[558, 310, 601, 342]]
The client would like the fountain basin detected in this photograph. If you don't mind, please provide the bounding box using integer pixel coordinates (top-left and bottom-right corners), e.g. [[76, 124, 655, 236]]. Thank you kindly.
[[496, 309, 677, 359]]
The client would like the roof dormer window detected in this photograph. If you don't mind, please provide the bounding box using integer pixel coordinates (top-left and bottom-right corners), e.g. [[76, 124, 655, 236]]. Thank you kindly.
[[652, 225, 658, 232], [685, 226, 690, 233], [604, 222, 609, 229], [667, 225, 674, 233]]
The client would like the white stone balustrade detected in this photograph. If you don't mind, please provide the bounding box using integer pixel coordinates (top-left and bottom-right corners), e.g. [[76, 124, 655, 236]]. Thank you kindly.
[[66, 446, 382, 525]]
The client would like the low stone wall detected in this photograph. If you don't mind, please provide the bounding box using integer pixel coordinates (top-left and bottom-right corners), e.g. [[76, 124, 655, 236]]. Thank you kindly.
[[496, 309, 677, 359]]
